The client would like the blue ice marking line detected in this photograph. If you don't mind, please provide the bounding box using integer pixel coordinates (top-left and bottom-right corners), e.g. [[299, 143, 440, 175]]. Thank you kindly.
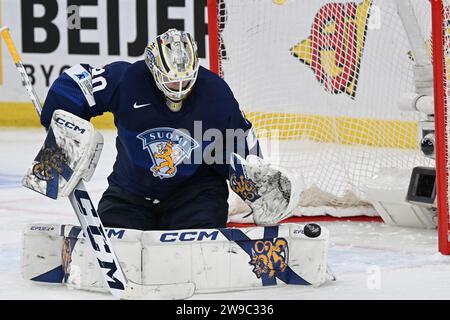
[[0, 173, 23, 188]]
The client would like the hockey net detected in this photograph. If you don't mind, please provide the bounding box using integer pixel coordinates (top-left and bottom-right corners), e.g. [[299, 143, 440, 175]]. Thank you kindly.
[[209, 0, 450, 254], [209, 6, 425, 214]]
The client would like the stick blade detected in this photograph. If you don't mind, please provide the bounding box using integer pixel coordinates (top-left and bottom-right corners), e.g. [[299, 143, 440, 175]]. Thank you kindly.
[[121, 281, 196, 300]]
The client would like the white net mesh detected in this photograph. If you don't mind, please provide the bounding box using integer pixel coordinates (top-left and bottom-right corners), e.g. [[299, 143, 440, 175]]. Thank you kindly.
[[216, 0, 434, 216]]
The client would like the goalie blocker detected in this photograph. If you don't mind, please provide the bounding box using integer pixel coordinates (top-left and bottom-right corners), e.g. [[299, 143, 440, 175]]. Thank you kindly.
[[22, 223, 330, 294], [22, 109, 103, 199]]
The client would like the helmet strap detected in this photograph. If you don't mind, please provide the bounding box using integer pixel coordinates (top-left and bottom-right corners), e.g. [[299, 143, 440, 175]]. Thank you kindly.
[[166, 98, 183, 112]]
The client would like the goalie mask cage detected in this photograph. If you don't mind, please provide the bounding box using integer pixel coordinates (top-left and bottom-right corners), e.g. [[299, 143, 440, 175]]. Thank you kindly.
[[208, 0, 450, 255]]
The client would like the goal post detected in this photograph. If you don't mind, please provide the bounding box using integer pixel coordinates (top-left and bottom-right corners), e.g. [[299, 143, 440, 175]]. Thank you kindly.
[[207, 0, 220, 75], [208, 0, 450, 254], [431, 0, 450, 255]]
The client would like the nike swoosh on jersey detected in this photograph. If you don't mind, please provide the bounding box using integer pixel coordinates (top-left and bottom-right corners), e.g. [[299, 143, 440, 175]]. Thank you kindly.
[[133, 102, 152, 109]]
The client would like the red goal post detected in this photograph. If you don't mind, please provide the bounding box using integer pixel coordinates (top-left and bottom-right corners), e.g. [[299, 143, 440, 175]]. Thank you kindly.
[[431, 0, 450, 255], [207, 0, 221, 75]]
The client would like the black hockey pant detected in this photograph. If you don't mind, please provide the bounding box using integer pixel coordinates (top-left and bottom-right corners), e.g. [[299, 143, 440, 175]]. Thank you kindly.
[[97, 179, 229, 231]]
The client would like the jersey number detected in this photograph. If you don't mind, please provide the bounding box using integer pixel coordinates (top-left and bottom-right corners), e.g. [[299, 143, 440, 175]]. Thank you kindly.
[[92, 68, 107, 93]]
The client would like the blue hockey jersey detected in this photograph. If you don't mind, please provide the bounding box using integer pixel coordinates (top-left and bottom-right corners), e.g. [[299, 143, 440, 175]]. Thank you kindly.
[[41, 60, 261, 200]]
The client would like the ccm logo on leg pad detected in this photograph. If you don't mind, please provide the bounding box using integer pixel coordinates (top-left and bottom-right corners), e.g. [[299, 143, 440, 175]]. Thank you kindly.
[[160, 231, 219, 242]]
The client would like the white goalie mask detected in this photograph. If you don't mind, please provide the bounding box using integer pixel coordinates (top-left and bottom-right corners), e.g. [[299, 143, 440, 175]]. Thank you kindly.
[[145, 29, 200, 106]]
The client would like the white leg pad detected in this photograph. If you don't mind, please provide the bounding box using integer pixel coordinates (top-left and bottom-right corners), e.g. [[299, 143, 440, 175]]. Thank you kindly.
[[142, 224, 329, 292], [22, 224, 65, 284], [22, 224, 143, 293], [22, 223, 330, 294], [61, 226, 143, 293]]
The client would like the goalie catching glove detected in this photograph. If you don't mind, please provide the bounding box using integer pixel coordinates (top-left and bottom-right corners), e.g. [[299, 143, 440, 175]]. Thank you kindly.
[[22, 109, 104, 199], [229, 153, 302, 226]]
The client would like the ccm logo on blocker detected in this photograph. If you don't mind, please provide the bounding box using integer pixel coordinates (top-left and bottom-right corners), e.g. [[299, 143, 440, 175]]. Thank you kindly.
[[55, 117, 86, 134]]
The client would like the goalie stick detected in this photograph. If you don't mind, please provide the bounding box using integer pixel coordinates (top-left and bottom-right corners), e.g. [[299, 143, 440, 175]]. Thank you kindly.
[[0, 26, 195, 300]]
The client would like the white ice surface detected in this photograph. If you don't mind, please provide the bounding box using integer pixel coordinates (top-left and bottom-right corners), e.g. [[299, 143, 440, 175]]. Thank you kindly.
[[1, 128, 450, 300]]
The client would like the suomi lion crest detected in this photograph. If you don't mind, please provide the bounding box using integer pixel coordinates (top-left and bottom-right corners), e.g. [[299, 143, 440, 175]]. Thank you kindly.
[[137, 128, 199, 179]]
